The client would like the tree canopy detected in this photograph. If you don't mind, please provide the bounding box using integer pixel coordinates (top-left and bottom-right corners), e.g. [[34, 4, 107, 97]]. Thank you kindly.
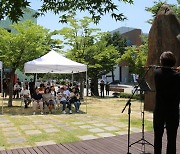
[[119, 36, 148, 75], [0, 20, 60, 70], [145, 0, 180, 24], [0, 0, 134, 23], [59, 16, 119, 95], [0, 20, 62, 106]]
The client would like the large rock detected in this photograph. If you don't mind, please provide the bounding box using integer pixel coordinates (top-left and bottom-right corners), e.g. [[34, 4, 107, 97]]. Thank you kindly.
[[145, 4, 180, 111]]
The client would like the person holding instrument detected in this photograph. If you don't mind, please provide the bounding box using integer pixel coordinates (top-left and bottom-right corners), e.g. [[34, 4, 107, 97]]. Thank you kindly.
[[154, 51, 180, 154]]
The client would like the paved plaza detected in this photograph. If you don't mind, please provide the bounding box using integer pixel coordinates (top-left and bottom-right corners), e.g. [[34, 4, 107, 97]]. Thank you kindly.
[[0, 112, 151, 150]]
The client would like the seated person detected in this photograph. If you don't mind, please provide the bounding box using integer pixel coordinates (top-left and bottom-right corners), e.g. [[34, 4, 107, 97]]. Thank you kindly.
[[32, 88, 43, 115], [57, 87, 72, 114], [50, 86, 56, 101], [43, 88, 54, 114], [13, 82, 21, 99], [39, 85, 45, 94], [20, 85, 31, 108], [70, 87, 81, 113]]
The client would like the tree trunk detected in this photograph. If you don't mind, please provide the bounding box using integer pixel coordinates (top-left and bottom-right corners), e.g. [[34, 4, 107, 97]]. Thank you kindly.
[[111, 68, 115, 82], [8, 69, 15, 107], [91, 77, 99, 96]]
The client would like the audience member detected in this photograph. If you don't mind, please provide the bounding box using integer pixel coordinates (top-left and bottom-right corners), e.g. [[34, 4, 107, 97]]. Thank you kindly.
[[58, 87, 72, 114], [3, 79, 8, 98], [13, 81, 20, 99], [20, 85, 31, 108], [70, 87, 81, 113], [39, 84, 45, 94], [43, 88, 54, 114], [24, 78, 29, 89], [29, 78, 35, 98], [32, 88, 43, 115]]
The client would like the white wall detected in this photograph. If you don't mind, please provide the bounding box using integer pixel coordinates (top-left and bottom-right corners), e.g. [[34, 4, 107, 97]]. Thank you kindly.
[[103, 65, 129, 83], [121, 66, 129, 83]]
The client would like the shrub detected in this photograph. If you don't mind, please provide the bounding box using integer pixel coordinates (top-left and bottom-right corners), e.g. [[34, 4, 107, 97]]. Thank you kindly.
[[112, 92, 140, 100]]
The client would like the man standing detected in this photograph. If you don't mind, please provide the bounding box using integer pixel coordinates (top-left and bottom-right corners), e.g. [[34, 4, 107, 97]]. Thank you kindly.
[[154, 51, 180, 154], [100, 80, 105, 98], [29, 78, 35, 98], [105, 82, 110, 96]]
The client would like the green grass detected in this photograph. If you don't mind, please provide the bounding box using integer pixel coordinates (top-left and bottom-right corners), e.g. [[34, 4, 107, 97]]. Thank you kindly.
[[0, 96, 153, 150]]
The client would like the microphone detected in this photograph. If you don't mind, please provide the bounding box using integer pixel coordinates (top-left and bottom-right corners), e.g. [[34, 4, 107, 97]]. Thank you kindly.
[[144, 65, 178, 70], [143, 65, 160, 69]]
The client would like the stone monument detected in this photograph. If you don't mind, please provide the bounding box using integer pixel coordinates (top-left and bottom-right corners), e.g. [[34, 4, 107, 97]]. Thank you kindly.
[[145, 4, 180, 111]]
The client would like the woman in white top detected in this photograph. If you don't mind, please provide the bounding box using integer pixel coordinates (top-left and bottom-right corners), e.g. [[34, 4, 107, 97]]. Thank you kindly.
[[58, 87, 72, 114], [20, 85, 31, 108], [13, 82, 20, 99]]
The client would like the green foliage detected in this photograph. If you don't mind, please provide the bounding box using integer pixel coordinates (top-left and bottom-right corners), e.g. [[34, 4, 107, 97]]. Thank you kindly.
[[37, 0, 134, 23], [145, 0, 180, 24], [0, 0, 134, 23], [84, 39, 119, 79], [59, 16, 119, 79], [117, 92, 140, 100], [59, 16, 100, 52], [104, 31, 127, 56], [119, 36, 148, 75], [0, 0, 30, 23], [0, 20, 61, 70]]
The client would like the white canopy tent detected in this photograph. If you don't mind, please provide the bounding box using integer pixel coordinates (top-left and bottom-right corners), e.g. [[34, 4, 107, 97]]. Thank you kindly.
[[24, 50, 87, 73], [0, 61, 3, 114], [24, 50, 88, 113]]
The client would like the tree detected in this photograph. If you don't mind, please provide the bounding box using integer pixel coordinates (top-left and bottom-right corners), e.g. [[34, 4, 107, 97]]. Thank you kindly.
[[145, 0, 180, 24], [119, 0, 179, 77], [0, 0, 134, 23], [59, 16, 100, 52], [59, 16, 119, 96], [0, 20, 61, 106], [104, 31, 127, 81], [59, 16, 100, 96], [119, 36, 148, 76], [83, 39, 119, 96]]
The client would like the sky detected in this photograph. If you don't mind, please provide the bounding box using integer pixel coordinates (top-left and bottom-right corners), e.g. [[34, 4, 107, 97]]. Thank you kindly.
[[29, 0, 178, 34]]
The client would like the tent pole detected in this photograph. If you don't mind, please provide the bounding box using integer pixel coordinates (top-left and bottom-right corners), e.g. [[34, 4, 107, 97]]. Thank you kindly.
[[1, 68, 3, 114], [22, 72, 26, 113], [72, 72, 74, 86], [23, 72, 25, 87], [35, 73, 37, 88], [85, 70, 88, 114]]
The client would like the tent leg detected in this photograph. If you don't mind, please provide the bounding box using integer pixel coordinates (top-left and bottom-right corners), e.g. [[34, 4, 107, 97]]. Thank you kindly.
[[85, 71, 88, 114], [72, 72, 74, 86], [35, 73, 37, 88], [21, 72, 26, 114], [1, 69, 3, 114]]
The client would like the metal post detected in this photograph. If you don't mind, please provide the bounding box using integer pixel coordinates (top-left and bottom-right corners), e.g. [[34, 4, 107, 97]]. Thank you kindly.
[[1, 68, 3, 114], [85, 70, 88, 113], [35, 73, 37, 88], [72, 72, 74, 86]]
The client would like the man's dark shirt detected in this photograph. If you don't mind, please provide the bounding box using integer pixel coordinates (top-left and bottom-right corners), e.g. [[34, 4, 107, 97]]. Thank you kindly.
[[100, 82, 105, 90], [154, 68, 180, 117], [32, 93, 42, 100]]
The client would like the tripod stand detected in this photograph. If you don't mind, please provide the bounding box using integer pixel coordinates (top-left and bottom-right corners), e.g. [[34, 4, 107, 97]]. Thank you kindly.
[[121, 67, 153, 154], [129, 81, 153, 153]]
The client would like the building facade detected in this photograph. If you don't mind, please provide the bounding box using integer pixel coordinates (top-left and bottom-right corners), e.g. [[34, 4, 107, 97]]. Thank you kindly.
[[0, 8, 37, 33], [105, 27, 143, 83]]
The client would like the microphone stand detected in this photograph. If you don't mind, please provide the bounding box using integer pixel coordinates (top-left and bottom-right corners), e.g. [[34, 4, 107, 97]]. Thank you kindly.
[[121, 67, 151, 154]]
